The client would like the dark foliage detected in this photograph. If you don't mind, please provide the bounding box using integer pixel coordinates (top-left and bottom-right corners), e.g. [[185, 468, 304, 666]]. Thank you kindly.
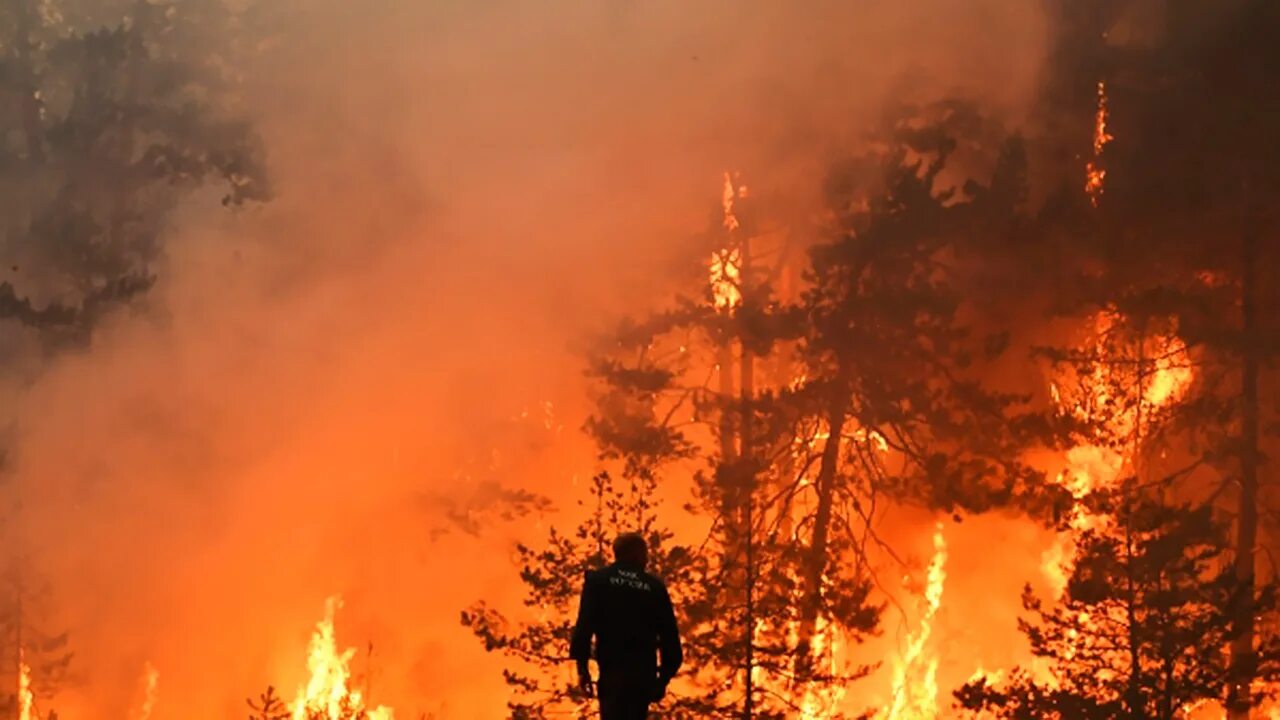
[[957, 499, 1280, 719]]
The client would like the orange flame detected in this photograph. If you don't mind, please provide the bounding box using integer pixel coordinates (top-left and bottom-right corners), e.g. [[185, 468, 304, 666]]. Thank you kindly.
[[710, 247, 742, 310], [882, 524, 948, 720], [18, 647, 34, 720], [1084, 81, 1113, 207], [722, 171, 743, 232], [795, 613, 850, 718], [1041, 313, 1195, 670], [710, 171, 748, 309], [291, 597, 393, 720]]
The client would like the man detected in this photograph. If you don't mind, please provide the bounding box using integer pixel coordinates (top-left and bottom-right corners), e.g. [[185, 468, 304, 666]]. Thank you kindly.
[[570, 532, 683, 720]]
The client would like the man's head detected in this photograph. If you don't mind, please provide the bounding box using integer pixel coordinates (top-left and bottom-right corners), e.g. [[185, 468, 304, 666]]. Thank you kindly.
[[613, 532, 648, 569]]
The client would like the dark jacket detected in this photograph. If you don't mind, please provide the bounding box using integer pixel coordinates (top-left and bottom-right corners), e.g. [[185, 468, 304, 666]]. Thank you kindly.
[[569, 562, 683, 681]]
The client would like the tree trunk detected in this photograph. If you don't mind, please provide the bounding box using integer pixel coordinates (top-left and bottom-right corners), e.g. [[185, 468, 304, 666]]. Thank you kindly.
[[739, 233, 756, 720], [1124, 520, 1144, 720], [1228, 227, 1259, 719], [719, 344, 736, 463], [793, 396, 849, 681]]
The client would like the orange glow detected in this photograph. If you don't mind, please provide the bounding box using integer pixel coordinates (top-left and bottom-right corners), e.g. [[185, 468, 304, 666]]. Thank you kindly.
[[1084, 81, 1113, 206], [882, 524, 948, 720], [798, 615, 849, 719], [132, 662, 159, 720], [1037, 311, 1196, 688], [291, 597, 394, 720], [18, 647, 34, 720], [711, 171, 748, 309], [710, 247, 743, 309], [722, 171, 746, 232]]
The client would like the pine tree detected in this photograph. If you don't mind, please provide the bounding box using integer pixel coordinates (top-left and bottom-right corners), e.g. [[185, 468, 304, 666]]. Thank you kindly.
[[0, 554, 71, 720], [247, 687, 291, 720], [956, 497, 1280, 720], [0, 0, 270, 340], [1024, 3, 1280, 713], [461, 471, 695, 719], [466, 105, 1067, 717], [785, 102, 1067, 690]]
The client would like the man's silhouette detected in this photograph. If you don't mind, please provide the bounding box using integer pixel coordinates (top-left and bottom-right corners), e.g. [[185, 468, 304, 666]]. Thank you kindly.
[[570, 533, 682, 720]]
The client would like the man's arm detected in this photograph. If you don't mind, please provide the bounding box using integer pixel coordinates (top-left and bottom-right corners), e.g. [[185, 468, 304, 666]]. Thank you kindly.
[[657, 583, 683, 682], [569, 570, 596, 694]]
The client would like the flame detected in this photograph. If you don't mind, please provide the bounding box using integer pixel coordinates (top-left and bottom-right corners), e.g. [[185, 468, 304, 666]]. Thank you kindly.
[[18, 647, 34, 720], [710, 247, 742, 309], [1050, 311, 1193, 445], [132, 662, 160, 720], [1084, 80, 1113, 206], [1041, 444, 1124, 594], [798, 615, 849, 719], [710, 171, 748, 309], [881, 523, 948, 720], [1043, 312, 1194, 594], [291, 597, 394, 720], [1036, 312, 1196, 692], [721, 171, 745, 232]]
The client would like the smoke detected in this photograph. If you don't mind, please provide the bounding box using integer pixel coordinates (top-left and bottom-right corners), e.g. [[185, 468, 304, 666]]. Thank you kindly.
[[6, 2, 1048, 716]]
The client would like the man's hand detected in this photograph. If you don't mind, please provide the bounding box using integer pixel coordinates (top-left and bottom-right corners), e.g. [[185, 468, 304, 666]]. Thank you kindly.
[[576, 663, 595, 698]]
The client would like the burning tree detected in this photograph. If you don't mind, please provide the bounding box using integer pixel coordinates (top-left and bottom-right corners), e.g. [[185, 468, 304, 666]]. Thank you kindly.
[[565, 169, 886, 718], [1019, 1, 1280, 713], [957, 498, 1280, 719], [465, 100, 1066, 718], [0, 557, 70, 720]]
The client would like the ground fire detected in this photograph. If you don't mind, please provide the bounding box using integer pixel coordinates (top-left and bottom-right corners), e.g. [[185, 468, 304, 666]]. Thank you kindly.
[[282, 598, 394, 720]]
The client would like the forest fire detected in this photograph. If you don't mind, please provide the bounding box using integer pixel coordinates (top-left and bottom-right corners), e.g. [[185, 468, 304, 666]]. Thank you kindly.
[[1040, 312, 1195, 594], [883, 525, 949, 720], [290, 598, 393, 720], [0, 1, 1275, 718]]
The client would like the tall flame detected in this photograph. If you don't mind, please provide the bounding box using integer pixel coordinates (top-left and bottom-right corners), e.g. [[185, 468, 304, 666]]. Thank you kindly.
[[18, 647, 34, 720], [291, 597, 394, 720], [710, 171, 747, 309], [722, 171, 742, 232], [1084, 80, 1113, 206], [882, 524, 948, 720], [799, 615, 849, 718]]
